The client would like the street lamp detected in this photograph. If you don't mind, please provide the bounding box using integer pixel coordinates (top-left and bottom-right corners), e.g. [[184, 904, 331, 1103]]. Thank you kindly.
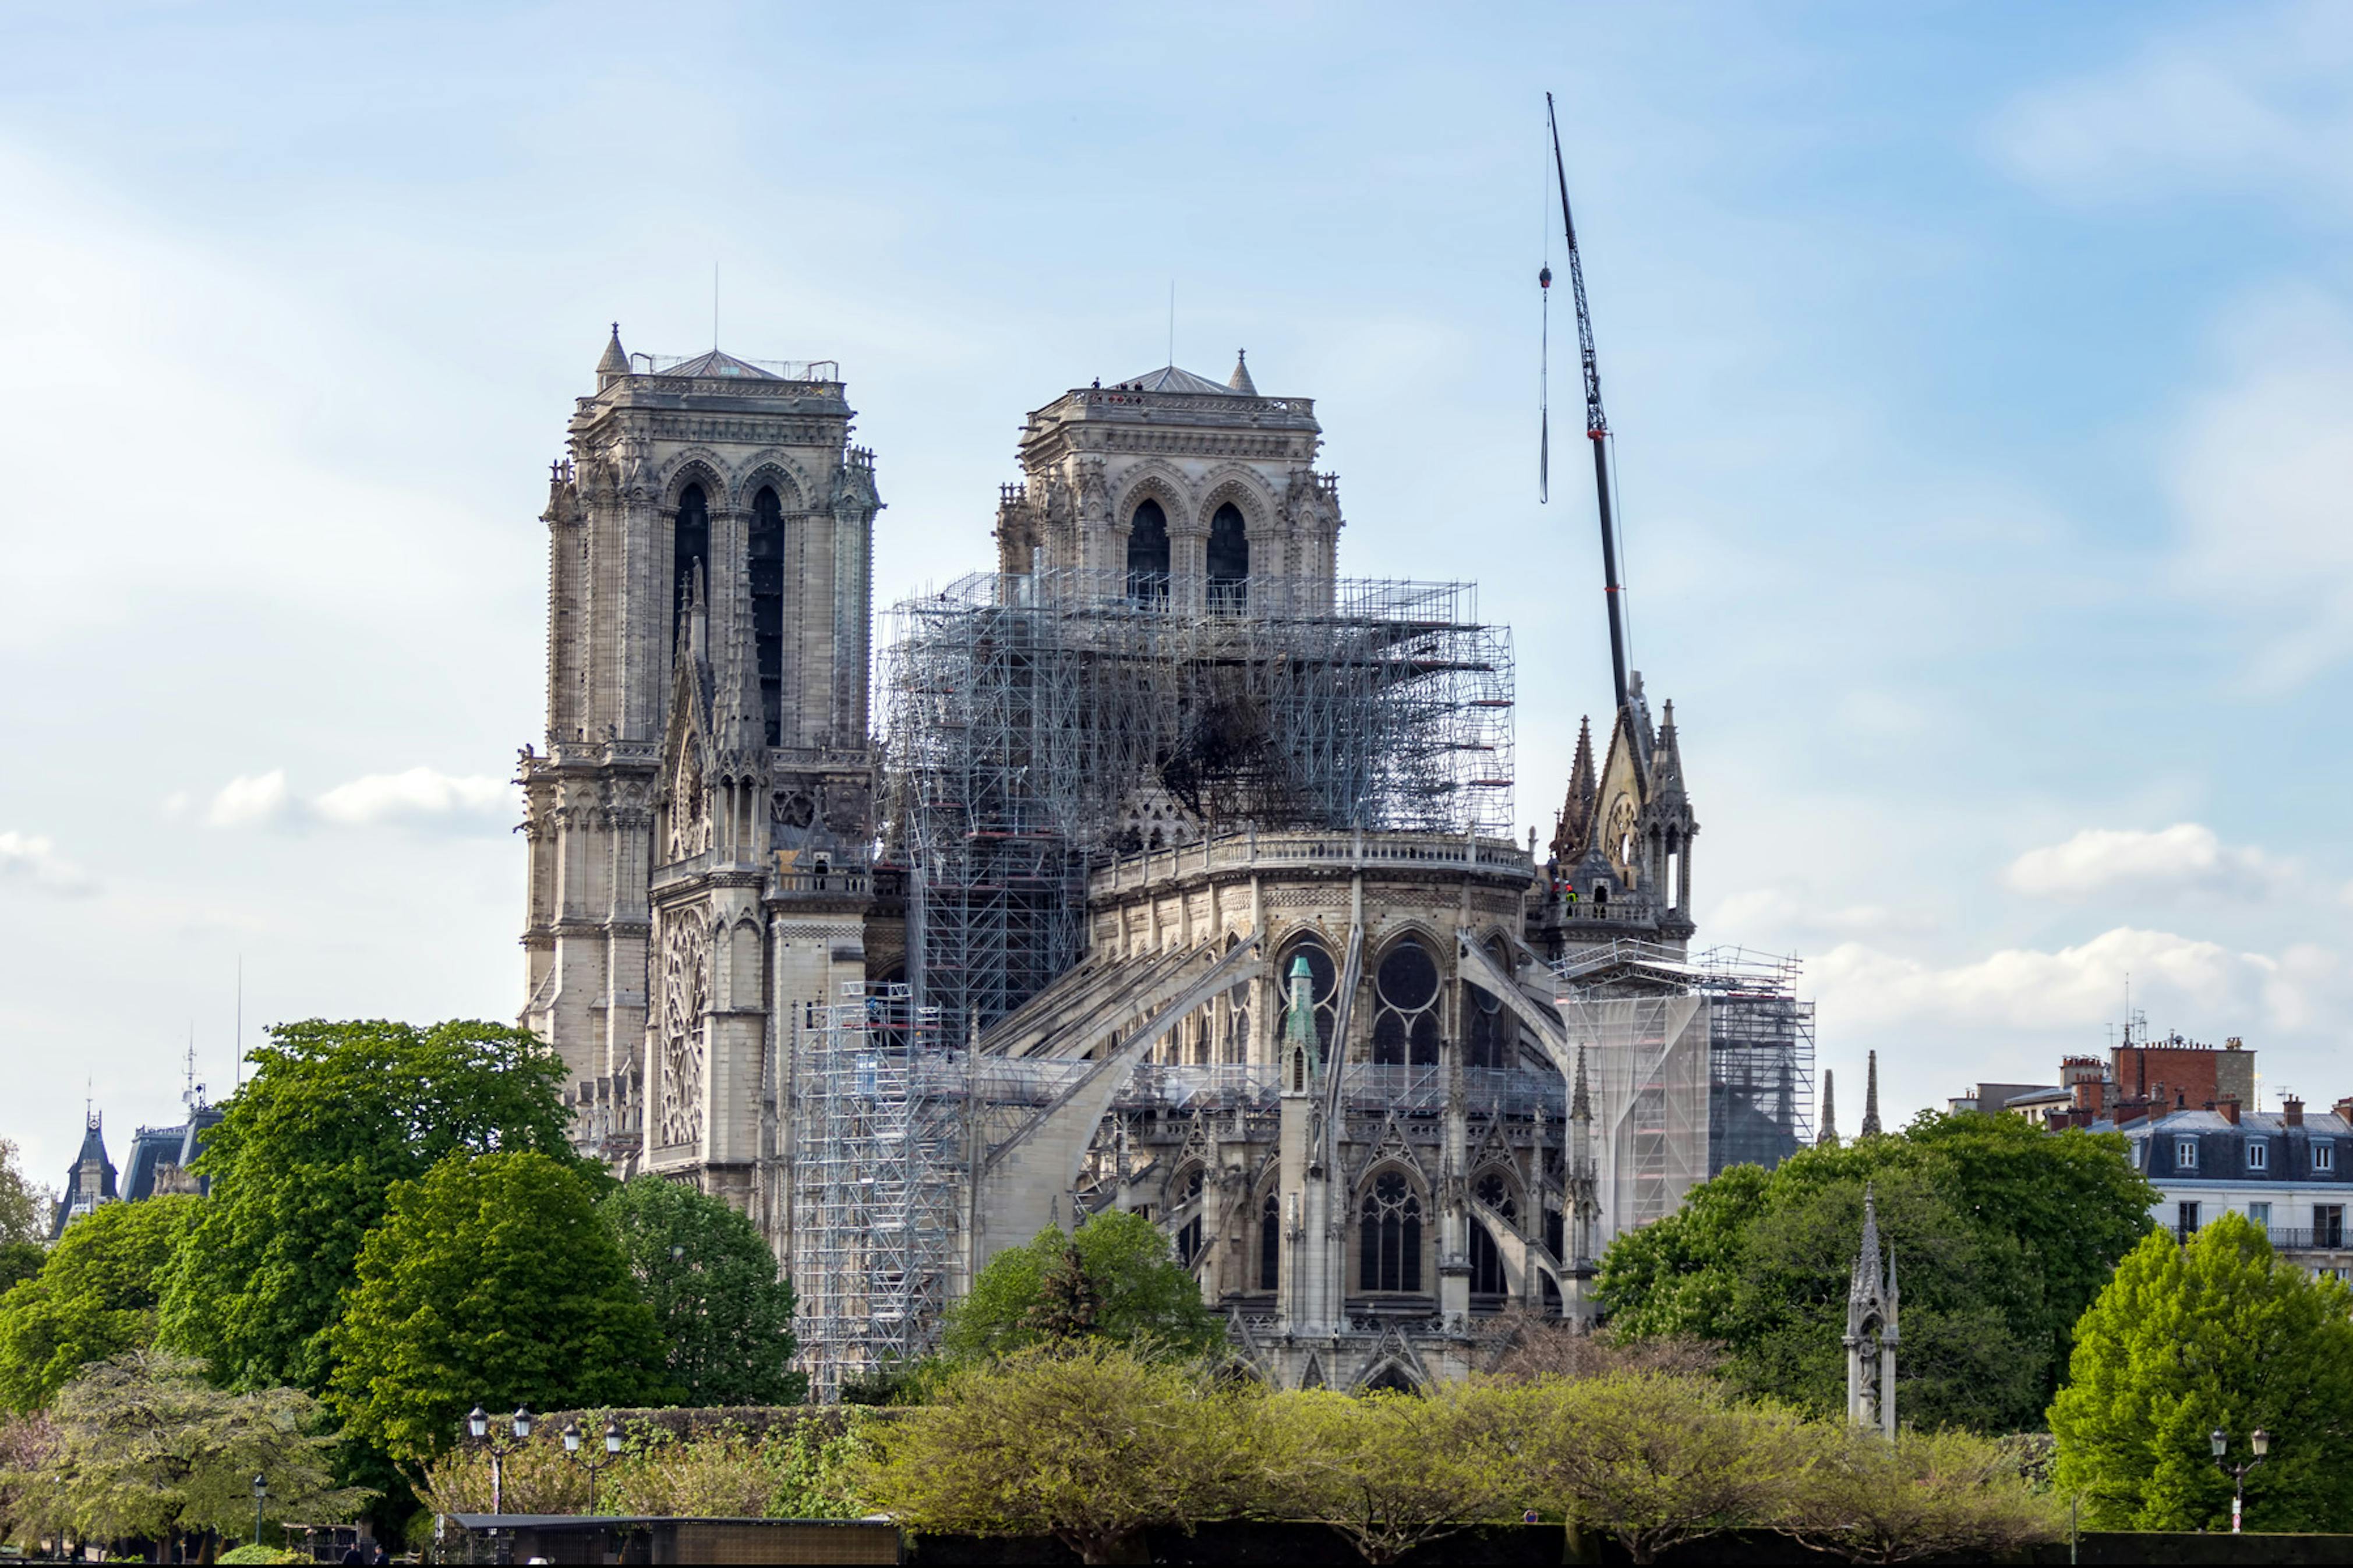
[[561, 1417, 627, 1516], [463, 1403, 534, 1515], [251, 1473, 267, 1549], [2211, 1427, 2271, 1534]]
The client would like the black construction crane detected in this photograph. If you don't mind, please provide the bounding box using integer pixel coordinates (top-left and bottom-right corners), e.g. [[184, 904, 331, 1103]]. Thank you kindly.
[[1541, 90, 1631, 721]]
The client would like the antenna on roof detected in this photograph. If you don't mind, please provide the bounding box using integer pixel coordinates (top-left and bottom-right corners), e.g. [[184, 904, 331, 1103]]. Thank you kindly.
[[1167, 281, 1176, 370], [713, 261, 720, 352]]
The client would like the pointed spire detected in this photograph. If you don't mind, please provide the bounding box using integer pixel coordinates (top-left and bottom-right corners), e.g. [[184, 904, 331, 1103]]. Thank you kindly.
[[1228, 349, 1257, 395], [1651, 698, 1686, 796], [1283, 954, 1317, 1070], [1850, 1183, 1884, 1305], [1552, 716, 1599, 862], [1860, 1050, 1883, 1138], [1818, 1068, 1839, 1148], [716, 582, 766, 759], [1571, 1043, 1593, 1124], [596, 322, 628, 381]]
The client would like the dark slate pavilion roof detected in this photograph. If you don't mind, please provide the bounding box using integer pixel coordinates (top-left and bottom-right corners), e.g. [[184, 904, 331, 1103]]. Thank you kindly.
[[655, 349, 781, 380], [1118, 364, 1243, 396]]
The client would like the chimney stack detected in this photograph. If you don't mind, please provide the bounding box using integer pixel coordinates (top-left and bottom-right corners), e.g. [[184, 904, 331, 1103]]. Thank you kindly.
[[2333, 1096, 2353, 1123], [2284, 1097, 2304, 1128], [2218, 1096, 2240, 1125]]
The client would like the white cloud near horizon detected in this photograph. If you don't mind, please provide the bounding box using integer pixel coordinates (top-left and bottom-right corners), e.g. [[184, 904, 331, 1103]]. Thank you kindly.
[[0, 831, 95, 896], [1814, 925, 2287, 1033], [199, 767, 514, 832], [2004, 823, 2293, 900]]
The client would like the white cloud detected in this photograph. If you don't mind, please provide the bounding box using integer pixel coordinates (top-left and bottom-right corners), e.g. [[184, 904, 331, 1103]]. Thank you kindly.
[[199, 767, 513, 833], [311, 768, 515, 827], [0, 831, 95, 896], [206, 771, 294, 829], [2004, 823, 2292, 900], [1991, 2, 2353, 213], [1814, 926, 2259, 1032]]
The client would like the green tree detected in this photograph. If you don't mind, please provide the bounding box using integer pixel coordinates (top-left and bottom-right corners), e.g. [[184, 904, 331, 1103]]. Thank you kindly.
[[2050, 1214, 2353, 1532], [1599, 1117, 2154, 1431], [600, 1174, 805, 1406], [1904, 1112, 2156, 1383], [326, 1152, 671, 1466], [0, 1195, 200, 1412], [157, 1018, 578, 1394], [1257, 1386, 1508, 1565], [0, 1138, 51, 1250], [942, 1211, 1224, 1362], [858, 1342, 1256, 1564], [1479, 1371, 1812, 1566], [23, 1350, 365, 1556], [1787, 1426, 2064, 1564]]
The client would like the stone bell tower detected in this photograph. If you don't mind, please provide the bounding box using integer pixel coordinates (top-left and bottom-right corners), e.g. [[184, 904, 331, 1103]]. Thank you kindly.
[[520, 328, 882, 1188]]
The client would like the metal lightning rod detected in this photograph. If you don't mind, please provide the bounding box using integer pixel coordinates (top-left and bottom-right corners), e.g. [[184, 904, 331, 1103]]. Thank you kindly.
[[1546, 90, 1630, 721]]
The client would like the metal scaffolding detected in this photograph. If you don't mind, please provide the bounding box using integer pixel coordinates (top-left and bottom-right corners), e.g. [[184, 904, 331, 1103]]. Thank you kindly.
[[790, 983, 962, 1401], [1691, 947, 1815, 1173], [882, 568, 1515, 1050], [1550, 941, 1814, 1240]]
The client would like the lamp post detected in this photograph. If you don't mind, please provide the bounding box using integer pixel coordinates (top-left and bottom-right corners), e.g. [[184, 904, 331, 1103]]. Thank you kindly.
[[2211, 1427, 2270, 1534], [250, 1473, 267, 1549], [466, 1403, 534, 1516], [561, 1417, 627, 1516]]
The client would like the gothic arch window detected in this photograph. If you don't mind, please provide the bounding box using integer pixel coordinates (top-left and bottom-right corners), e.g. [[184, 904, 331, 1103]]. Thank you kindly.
[[1463, 982, 1506, 1070], [1175, 1172, 1205, 1268], [1468, 1220, 1507, 1297], [1276, 935, 1337, 1060], [1223, 981, 1251, 1066], [1207, 502, 1249, 613], [1259, 1191, 1281, 1290], [749, 485, 785, 745], [1474, 1170, 1518, 1223], [1358, 1169, 1425, 1293], [1127, 497, 1170, 607], [1371, 937, 1442, 1068], [673, 482, 711, 650]]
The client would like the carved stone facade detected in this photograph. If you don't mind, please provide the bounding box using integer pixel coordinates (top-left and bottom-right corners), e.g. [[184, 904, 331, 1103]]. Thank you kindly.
[[992, 358, 1342, 613], [520, 331, 891, 1216], [974, 830, 1607, 1389], [522, 342, 1716, 1393]]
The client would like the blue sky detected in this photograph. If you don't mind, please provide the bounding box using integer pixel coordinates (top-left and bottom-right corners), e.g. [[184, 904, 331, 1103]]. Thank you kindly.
[[6, 2, 2352, 1183]]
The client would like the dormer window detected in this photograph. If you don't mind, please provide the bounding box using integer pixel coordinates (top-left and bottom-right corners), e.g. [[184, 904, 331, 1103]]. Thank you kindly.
[[2176, 1138, 2198, 1169], [2317, 1142, 2337, 1173], [2248, 1139, 2269, 1171]]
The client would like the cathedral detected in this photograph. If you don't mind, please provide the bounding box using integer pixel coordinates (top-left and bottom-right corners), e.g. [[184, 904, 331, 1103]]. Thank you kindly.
[[520, 331, 1800, 1393]]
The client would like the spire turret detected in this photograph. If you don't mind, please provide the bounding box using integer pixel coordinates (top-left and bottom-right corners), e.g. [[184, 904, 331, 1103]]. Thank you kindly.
[[1845, 1182, 1899, 1436], [1551, 716, 1598, 862], [1859, 1050, 1882, 1138], [1228, 349, 1257, 395], [1818, 1068, 1839, 1148], [596, 322, 628, 382]]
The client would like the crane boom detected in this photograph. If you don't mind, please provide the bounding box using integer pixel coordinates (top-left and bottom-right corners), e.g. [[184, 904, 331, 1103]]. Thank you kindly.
[[1547, 91, 1630, 721]]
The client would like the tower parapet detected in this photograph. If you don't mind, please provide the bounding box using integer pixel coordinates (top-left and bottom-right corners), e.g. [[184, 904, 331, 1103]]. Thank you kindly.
[[992, 358, 1342, 612]]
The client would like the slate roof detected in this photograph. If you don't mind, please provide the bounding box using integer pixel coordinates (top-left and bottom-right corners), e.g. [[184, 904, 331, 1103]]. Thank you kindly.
[[1117, 364, 1244, 397], [655, 349, 781, 380]]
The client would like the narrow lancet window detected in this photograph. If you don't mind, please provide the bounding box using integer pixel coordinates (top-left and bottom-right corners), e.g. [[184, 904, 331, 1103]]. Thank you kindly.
[[1127, 498, 1170, 607], [673, 482, 711, 650], [750, 486, 785, 745], [1207, 502, 1248, 613]]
